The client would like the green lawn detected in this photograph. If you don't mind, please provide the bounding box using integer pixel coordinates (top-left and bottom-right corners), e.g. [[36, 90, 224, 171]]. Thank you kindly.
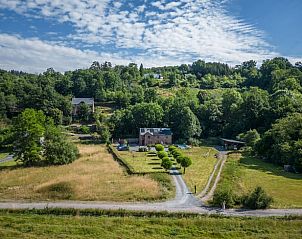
[[182, 147, 218, 193], [119, 147, 218, 193], [0, 211, 301, 239], [216, 153, 302, 208], [118, 150, 167, 173]]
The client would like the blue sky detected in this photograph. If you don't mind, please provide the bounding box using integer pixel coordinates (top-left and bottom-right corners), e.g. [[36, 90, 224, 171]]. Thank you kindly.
[[0, 0, 301, 72]]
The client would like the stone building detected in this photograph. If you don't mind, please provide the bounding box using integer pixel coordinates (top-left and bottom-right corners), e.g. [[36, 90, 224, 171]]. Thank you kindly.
[[139, 128, 172, 146]]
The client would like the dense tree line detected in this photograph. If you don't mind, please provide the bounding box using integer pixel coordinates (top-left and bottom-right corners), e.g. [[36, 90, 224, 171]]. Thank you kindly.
[[1, 57, 302, 170]]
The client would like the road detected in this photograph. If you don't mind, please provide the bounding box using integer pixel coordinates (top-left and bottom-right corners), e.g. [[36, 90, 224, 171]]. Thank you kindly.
[[0, 154, 14, 164], [0, 150, 301, 217]]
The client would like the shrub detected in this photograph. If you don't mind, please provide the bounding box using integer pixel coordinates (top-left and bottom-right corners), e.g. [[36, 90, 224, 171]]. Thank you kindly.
[[168, 145, 177, 152], [176, 155, 184, 164], [44, 125, 79, 165], [80, 125, 90, 134], [243, 186, 273, 209], [157, 150, 168, 159], [188, 138, 202, 146], [155, 144, 164, 152], [212, 188, 235, 208], [161, 157, 173, 170], [97, 124, 111, 143], [171, 150, 182, 158]]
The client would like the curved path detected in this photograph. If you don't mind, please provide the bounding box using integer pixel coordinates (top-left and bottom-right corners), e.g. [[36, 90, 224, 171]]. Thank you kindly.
[[0, 152, 302, 217]]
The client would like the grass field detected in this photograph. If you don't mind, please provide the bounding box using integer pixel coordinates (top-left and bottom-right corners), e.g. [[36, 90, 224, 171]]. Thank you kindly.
[[182, 147, 218, 193], [0, 211, 301, 239], [0, 144, 173, 202], [216, 153, 302, 208]]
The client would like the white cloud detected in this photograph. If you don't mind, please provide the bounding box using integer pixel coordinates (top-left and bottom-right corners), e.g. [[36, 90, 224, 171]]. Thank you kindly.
[[0, 0, 300, 72], [0, 34, 182, 72]]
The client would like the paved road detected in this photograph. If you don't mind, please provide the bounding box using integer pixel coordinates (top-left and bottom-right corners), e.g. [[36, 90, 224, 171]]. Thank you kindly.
[[0, 163, 302, 217], [0, 154, 14, 164]]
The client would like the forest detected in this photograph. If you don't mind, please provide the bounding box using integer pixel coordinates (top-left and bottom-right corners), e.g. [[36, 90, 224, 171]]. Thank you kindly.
[[0, 57, 302, 170]]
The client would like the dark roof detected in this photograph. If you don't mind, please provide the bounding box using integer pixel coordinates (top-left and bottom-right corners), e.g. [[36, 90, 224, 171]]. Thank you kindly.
[[72, 98, 94, 105], [220, 138, 245, 144], [140, 128, 172, 136]]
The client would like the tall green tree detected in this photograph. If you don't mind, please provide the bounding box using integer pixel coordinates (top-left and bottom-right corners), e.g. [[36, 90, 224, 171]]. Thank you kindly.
[[13, 109, 46, 166], [169, 105, 201, 140], [255, 113, 302, 171]]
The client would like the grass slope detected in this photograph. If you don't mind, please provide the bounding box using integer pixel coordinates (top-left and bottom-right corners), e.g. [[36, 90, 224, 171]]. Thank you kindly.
[[0, 212, 301, 239], [182, 147, 218, 193], [0, 144, 173, 202], [216, 153, 302, 208]]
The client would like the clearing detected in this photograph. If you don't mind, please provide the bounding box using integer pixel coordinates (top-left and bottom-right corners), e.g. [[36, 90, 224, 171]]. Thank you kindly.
[[0, 144, 173, 202], [215, 153, 302, 208], [0, 211, 301, 239]]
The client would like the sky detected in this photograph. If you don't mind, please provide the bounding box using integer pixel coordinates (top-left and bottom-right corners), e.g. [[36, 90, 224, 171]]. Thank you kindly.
[[0, 0, 301, 73]]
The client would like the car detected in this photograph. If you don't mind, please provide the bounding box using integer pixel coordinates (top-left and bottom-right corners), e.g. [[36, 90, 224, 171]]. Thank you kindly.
[[117, 145, 129, 151], [177, 144, 191, 150]]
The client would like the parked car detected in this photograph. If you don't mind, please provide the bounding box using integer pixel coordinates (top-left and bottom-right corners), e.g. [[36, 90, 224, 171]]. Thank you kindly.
[[117, 145, 129, 151], [177, 144, 191, 150]]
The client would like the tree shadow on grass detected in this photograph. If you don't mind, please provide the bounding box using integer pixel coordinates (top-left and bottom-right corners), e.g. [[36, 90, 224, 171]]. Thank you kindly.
[[152, 167, 163, 170], [79, 139, 102, 145], [148, 162, 161, 165], [239, 154, 302, 180], [0, 164, 20, 171]]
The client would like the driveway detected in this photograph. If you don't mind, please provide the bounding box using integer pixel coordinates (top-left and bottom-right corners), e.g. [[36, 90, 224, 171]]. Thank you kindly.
[[0, 154, 14, 164]]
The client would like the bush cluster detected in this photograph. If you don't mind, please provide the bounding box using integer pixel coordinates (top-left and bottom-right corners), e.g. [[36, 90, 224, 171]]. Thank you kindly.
[[212, 186, 273, 209]]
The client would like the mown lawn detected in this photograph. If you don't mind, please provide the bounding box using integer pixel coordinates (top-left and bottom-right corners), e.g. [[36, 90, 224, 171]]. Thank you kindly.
[[216, 153, 302, 208], [0, 212, 301, 239], [182, 147, 218, 193], [0, 144, 173, 202], [119, 147, 218, 194], [118, 150, 167, 173]]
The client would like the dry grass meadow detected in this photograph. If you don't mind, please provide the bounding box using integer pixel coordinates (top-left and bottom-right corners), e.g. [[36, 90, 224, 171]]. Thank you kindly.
[[0, 144, 172, 202]]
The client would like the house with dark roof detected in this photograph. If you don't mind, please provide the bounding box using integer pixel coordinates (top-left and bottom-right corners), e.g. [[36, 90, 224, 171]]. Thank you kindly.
[[139, 128, 172, 146], [71, 98, 95, 115]]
